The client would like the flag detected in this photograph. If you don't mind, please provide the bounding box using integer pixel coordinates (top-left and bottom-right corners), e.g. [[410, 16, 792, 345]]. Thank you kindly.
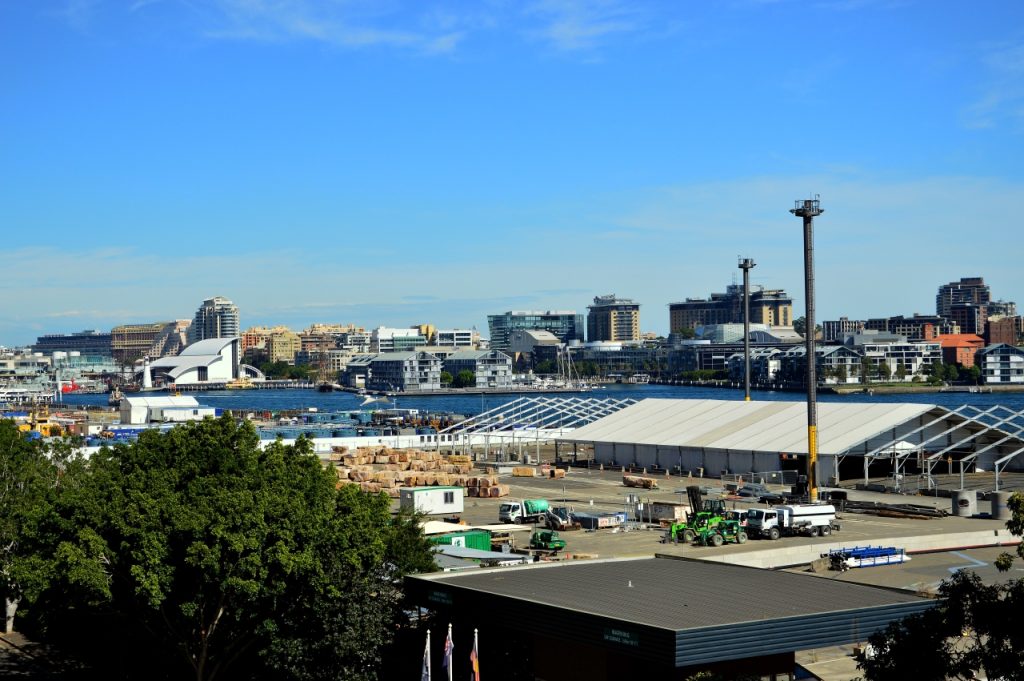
[[469, 629, 479, 681], [443, 624, 454, 680], [421, 630, 431, 681]]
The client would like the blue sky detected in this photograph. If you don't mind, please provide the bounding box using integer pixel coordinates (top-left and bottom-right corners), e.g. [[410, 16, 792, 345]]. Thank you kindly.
[[2, 0, 1023, 345]]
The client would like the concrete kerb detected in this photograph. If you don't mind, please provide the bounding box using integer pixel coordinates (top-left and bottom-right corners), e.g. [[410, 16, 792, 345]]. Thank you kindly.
[[666, 529, 1023, 570]]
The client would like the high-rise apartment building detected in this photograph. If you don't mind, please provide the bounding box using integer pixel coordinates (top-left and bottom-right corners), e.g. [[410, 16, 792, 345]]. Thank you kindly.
[[587, 295, 640, 342], [936, 277, 991, 317], [669, 284, 792, 333], [487, 311, 585, 351], [189, 296, 240, 343]]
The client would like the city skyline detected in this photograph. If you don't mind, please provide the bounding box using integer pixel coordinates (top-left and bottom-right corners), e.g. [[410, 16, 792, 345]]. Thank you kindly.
[[2, 1, 1023, 345]]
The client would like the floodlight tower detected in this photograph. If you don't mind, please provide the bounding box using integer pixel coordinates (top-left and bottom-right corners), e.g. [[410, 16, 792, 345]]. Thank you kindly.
[[790, 197, 823, 502], [738, 257, 756, 401]]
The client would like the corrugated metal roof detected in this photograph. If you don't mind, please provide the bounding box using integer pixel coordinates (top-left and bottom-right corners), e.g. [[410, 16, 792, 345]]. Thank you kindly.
[[558, 398, 936, 455], [411, 556, 926, 631]]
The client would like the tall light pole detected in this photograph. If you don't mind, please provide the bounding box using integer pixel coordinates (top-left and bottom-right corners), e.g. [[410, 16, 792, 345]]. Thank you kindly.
[[738, 257, 756, 401], [791, 197, 823, 502]]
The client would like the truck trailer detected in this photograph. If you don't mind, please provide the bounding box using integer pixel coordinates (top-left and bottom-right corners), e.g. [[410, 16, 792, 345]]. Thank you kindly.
[[745, 504, 837, 540]]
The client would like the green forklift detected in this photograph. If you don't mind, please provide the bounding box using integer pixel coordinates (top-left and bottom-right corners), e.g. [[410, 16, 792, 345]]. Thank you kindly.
[[694, 519, 748, 547], [667, 486, 727, 544], [530, 529, 567, 553]]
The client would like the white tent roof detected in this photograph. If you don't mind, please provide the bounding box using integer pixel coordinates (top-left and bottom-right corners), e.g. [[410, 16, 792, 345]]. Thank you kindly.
[[558, 398, 937, 456], [122, 395, 199, 408]]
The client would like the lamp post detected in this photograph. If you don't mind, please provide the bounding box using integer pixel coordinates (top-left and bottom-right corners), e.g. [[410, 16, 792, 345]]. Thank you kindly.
[[738, 257, 756, 401], [790, 197, 823, 502]]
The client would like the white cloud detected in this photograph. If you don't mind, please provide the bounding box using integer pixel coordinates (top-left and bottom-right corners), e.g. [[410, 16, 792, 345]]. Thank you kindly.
[[964, 38, 1024, 131], [200, 0, 469, 55], [524, 0, 644, 52]]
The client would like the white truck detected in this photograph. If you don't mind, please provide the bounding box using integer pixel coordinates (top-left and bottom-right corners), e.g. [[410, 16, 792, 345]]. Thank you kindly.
[[498, 498, 549, 524], [745, 504, 837, 540]]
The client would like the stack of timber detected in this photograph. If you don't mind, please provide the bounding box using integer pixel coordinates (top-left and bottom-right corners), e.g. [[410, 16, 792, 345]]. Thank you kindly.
[[512, 466, 538, 477], [333, 446, 485, 498], [466, 475, 511, 498], [623, 475, 659, 490]]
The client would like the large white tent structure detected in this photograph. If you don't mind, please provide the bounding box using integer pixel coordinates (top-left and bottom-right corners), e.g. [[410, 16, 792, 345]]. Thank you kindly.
[[557, 398, 1024, 490]]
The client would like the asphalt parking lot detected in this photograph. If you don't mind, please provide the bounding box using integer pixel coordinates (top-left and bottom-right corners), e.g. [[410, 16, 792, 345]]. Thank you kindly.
[[406, 467, 1016, 568]]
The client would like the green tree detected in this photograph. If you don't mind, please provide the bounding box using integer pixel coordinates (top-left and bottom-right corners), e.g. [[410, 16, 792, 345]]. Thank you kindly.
[[674, 327, 697, 339], [895, 362, 908, 381], [533, 360, 555, 374], [0, 421, 86, 634], [857, 493, 1024, 680], [836, 365, 848, 382], [439, 371, 452, 386], [968, 365, 981, 385], [946, 363, 960, 383], [28, 417, 433, 681], [860, 357, 872, 384], [878, 362, 891, 381], [452, 370, 476, 388]]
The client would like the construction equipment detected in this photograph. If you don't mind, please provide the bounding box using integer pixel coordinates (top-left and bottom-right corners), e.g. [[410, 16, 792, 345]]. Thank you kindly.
[[666, 486, 727, 544], [695, 519, 748, 547], [544, 506, 580, 531], [529, 529, 566, 553]]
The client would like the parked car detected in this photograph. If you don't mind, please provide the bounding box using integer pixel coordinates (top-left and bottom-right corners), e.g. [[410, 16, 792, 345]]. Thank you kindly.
[[737, 483, 769, 498]]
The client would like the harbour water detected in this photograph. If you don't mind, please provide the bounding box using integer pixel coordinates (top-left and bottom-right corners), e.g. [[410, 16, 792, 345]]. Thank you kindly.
[[57, 383, 1024, 417]]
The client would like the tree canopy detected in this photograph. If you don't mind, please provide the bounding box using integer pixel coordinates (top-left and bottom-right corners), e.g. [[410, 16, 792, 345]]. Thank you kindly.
[[11, 416, 434, 681], [857, 492, 1024, 680]]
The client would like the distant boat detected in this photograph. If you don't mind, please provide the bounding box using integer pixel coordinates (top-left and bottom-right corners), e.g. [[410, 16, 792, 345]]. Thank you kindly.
[[360, 395, 391, 406], [628, 373, 651, 384]]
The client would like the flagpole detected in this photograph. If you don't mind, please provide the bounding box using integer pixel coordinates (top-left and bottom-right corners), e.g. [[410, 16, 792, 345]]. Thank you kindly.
[[447, 623, 453, 681], [473, 628, 479, 681], [425, 629, 431, 681]]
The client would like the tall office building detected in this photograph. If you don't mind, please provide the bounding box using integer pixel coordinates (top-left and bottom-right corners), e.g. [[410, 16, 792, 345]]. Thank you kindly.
[[669, 284, 793, 333], [936, 277, 991, 317], [587, 295, 640, 342], [487, 311, 585, 351], [189, 296, 240, 343]]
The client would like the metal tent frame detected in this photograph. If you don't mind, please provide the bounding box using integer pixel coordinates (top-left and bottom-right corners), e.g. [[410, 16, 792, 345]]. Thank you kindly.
[[840, 405, 1024, 491], [435, 396, 638, 460]]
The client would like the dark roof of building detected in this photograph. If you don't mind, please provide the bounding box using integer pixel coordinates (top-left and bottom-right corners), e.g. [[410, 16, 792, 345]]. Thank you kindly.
[[411, 556, 923, 632], [407, 555, 933, 668]]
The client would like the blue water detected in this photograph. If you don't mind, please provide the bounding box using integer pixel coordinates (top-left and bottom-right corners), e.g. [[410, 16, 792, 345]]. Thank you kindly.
[[58, 384, 1024, 417]]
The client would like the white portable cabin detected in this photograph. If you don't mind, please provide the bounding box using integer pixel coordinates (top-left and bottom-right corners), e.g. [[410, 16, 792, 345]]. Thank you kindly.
[[399, 486, 465, 516]]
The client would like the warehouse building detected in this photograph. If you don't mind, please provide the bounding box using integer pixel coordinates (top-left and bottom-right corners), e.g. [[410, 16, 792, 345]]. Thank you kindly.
[[557, 398, 1024, 486], [406, 556, 931, 680]]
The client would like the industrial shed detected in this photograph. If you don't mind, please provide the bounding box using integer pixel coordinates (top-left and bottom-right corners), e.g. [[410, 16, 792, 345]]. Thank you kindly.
[[406, 556, 931, 680], [557, 398, 1024, 487]]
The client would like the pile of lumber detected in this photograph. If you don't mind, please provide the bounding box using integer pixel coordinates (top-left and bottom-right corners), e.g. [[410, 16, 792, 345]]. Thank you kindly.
[[512, 466, 538, 477], [466, 475, 510, 498], [623, 475, 658, 490], [334, 446, 478, 497]]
